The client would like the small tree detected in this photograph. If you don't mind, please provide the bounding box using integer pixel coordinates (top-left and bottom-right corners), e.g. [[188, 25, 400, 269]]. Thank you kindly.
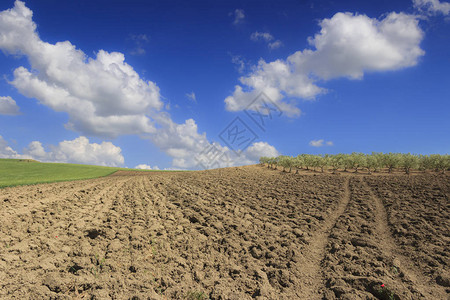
[[364, 154, 378, 175], [293, 155, 304, 173], [371, 152, 384, 173], [330, 154, 344, 174], [318, 154, 330, 173], [401, 153, 418, 174], [272, 157, 279, 169], [302, 154, 313, 170], [259, 156, 268, 166], [266, 157, 277, 169], [310, 155, 321, 172], [278, 155, 294, 172], [418, 155, 431, 172], [383, 153, 400, 173], [266, 157, 272, 168], [342, 154, 355, 172], [351, 152, 365, 173], [430, 154, 449, 173]]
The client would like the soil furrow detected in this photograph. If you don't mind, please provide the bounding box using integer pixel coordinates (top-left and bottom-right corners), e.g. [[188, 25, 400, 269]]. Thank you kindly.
[[0, 166, 448, 299], [297, 177, 351, 299], [362, 178, 448, 299], [0, 176, 134, 298]]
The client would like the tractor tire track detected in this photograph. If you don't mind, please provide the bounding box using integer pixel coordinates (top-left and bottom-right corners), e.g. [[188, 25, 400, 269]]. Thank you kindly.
[[296, 177, 351, 299], [0, 166, 448, 299], [362, 178, 448, 299]]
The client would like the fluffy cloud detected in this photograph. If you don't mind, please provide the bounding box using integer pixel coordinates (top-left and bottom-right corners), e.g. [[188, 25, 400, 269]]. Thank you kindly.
[[0, 2, 280, 170], [0, 1, 162, 138], [0, 96, 20, 115], [413, 0, 450, 15], [149, 115, 210, 168], [149, 114, 280, 169], [1, 135, 124, 166], [226, 11, 424, 115], [19, 136, 123, 166], [231, 9, 245, 25], [244, 142, 280, 161], [309, 139, 334, 147], [225, 59, 307, 116], [0, 135, 28, 159], [299, 12, 425, 79], [190, 140, 279, 170], [21, 136, 124, 166], [23, 140, 46, 160], [135, 164, 159, 170]]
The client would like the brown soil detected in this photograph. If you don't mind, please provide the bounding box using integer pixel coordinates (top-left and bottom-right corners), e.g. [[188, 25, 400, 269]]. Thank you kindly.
[[0, 165, 448, 299]]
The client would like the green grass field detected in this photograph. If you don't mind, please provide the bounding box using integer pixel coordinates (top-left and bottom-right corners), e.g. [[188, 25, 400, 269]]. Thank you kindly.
[[0, 159, 150, 188]]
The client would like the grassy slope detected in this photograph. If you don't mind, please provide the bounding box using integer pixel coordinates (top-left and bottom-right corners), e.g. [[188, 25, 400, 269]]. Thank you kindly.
[[0, 159, 150, 188]]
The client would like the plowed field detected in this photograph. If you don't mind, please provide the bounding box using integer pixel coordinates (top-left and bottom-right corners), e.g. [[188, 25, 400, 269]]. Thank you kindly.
[[0, 166, 448, 299]]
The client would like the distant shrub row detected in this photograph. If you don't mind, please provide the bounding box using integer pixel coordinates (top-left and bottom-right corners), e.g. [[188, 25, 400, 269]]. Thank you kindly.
[[259, 153, 449, 174]]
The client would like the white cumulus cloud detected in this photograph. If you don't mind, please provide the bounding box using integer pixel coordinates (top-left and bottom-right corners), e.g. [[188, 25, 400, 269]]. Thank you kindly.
[[150, 115, 210, 169], [413, 0, 450, 15], [244, 141, 280, 161], [135, 164, 159, 170], [23, 140, 46, 159], [0, 96, 20, 115], [0, 1, 162, 138], [1, 135, 124, 166], [225, 11, 425, 116], [0, 135, 28, 159], [24, 136, 124, 166], [0, 2, 280, 170], [149, 113, 280, 169]]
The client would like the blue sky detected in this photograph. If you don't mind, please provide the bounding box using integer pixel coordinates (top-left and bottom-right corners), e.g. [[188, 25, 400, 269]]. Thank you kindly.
[[0, 0, 449, 169]]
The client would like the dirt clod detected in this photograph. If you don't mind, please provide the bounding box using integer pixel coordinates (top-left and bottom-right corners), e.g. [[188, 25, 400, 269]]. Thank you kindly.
[[0, 166, 448, 299]]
